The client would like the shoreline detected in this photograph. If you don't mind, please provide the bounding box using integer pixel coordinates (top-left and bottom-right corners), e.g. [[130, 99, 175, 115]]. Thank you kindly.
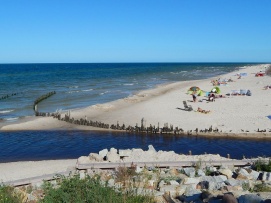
[[1, 64, 271, 138]]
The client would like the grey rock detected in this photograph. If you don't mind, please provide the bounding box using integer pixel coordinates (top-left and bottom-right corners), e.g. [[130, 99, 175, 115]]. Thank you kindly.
[[119, 149, 132, 157], [250, 170, 260, 180], [107, 179, 115, 187], [169, 180, 179, 185], [98, 149, 108, 158], [197, 169, 205, 177], [238, 194, 263, 203], [183, 167, 195, 177], [225, 179, 241, 186], [89, 153, 103, 162], [148, 145, 157, 152], [106, 151, 120, 162], [262, 172, 271, 181]]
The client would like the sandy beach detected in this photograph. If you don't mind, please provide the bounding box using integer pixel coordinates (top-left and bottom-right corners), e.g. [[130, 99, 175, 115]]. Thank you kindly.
[[1, 64, 270, 137], [0, 64, 271, 192]]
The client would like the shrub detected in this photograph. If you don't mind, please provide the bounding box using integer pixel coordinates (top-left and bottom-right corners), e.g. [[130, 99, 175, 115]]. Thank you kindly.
[[252, 183, 271, 192], [253, 158, 271, 172], [0, 185, 22, 203], [40, 174, 154, 203]]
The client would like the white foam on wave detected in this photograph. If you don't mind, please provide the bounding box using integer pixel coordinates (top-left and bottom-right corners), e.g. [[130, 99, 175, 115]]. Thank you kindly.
[[67, 90, 80, 94], [82, 89, 93, 92], [6, 117, 19, 121], [0, 109, 14, 114], [123, 83, 134, 86], [99, 91, 110, 95]]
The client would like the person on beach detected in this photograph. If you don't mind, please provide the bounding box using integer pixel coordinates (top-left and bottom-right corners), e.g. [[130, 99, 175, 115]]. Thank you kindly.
[[192, 91, 197, 102], [197, 107, 210, 114]]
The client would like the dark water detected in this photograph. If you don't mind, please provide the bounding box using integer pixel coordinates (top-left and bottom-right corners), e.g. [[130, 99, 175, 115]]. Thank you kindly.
[[1, 130, 270, 163]]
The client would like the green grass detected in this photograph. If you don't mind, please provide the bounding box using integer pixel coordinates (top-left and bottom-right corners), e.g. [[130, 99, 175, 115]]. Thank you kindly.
[[40, 174, 154, 203]]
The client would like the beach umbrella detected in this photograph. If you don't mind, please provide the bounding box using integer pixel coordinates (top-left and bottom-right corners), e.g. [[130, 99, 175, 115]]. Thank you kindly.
[[189, 86, 200, 91], [210, 86, 221, 94]]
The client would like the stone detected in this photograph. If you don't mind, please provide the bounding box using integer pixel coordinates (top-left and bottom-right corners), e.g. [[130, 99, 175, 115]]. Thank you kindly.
[[98, 149, 108, 158], [77, 156, 90, 164], [89, 153, 103, 162], [238, 194, 263, 203], [106, 151, 120, 162], [148, 144, 157, 152], [197, 169, 205, 177], [135, 166, 143, 173], [79, 171, 86, 179], [109, 147, 118, 153], [158, 180, 166, 188], [238, 168, 252, 179], [169, 168, 179, 176], [196, 181, 209, 189], [200, 190, 214, 201], [225, 179, 241, 186], [183, 167, 195, 177], [262, 172, 271, 181], [107, 179, 115, 187], [222, 193, 237, 203], [183, 177, 200, 185], [159, 185, 183, 197], [219, 168, 233, 179], [169, 180, 179, 185], [119, 149, 132, 157], [250, 170, 260, 180]]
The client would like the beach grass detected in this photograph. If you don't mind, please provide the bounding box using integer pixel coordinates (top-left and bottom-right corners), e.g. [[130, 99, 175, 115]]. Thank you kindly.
[[40, 174, 154, 203]]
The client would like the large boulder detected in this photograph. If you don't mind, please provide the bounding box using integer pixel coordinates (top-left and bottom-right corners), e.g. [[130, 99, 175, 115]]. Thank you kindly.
[[89, 153, 103, 162], [219, 168, 233, 179], [183, 167, 195, 177], [106, 150, 120, 162], [77, 156, 91, 164], [99, 149, 108, 159]]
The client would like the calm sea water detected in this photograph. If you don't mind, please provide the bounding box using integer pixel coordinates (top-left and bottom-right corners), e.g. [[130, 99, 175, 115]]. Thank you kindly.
[[1, 63, 268, 162], [0, 63, 248, 121], [0, 130, 271, 163]]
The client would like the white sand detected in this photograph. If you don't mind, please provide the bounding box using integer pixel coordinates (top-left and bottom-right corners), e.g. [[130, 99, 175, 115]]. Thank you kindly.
[[1, 64, 270, 135], [0, 159, 77, 182]]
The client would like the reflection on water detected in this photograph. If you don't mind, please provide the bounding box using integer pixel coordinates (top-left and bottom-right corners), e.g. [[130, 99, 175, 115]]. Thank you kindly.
[[0, 130, 270, 163]]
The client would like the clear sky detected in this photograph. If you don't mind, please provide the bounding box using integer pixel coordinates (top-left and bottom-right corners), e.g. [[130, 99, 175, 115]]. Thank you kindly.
[[1, 0, 271, 63]]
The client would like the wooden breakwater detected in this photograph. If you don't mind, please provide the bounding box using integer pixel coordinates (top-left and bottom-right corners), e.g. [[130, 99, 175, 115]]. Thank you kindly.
[[33, 91, 56, 113], [0, 92, 22, 101]]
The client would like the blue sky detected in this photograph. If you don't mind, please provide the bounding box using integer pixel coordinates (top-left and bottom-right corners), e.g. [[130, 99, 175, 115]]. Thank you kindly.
[[0, 0, 271, 63]]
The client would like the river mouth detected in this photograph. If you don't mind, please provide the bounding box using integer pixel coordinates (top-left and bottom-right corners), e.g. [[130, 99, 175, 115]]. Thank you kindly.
[[1, 130, 270, 163]]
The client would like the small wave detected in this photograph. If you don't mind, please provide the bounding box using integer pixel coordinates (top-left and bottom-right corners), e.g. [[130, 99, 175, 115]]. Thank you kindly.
[[6, 117, 19, 121], [0, 110, 14, 114], [69, 86, 79, 89], [67, 90, 80, 94], [82, 89, 93, 92], [123, 83, 134, 86], [99, 91, 110, 95]]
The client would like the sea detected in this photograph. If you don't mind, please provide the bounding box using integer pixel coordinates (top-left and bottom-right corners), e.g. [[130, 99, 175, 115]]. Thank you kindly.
[[1, 63, 270, 162]]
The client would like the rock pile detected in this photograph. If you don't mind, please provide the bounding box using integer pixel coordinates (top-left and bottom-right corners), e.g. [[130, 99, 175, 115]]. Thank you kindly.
[[76, 145, 271, 203]]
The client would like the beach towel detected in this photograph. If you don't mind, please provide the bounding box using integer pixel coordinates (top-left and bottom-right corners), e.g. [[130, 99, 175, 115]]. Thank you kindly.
[[231, 90, 240, 95], [240, 73, 248, 77]]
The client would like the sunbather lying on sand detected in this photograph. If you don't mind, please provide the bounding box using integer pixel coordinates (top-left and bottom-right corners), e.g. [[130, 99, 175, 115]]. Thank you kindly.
[[197, 107, 211, 114], [264, 85, 271, 90]]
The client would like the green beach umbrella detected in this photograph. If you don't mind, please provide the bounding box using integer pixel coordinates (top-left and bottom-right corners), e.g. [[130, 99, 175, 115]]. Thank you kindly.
[[210, 86, 221, 94]]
